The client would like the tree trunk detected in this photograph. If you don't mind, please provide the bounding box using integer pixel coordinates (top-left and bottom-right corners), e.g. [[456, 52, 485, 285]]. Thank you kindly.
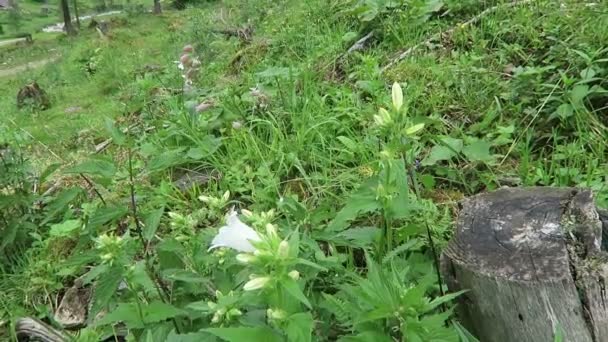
[[441, 187, 608, 342], [153, 0, 161, 14], [60, 0, 75, 36], [72, 0, 80, 29]]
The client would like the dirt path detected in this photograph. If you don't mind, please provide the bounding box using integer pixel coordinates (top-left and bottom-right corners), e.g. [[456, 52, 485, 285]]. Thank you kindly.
[[0, 37, 28, 48], [0, 55, 60, 78]]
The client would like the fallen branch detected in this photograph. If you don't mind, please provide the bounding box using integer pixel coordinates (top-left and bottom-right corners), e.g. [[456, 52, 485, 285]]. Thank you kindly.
[[380, 0, 533, 73], [346, 31, 375, 55], [15, 317, 69, 342]]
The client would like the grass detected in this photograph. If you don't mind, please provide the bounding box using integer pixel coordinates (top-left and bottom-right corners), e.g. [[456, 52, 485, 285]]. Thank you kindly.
[[1, 0, 608, 340]]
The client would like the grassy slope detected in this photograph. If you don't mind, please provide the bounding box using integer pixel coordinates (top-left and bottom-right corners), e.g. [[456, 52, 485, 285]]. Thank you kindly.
[[0, 0, 607, 336]]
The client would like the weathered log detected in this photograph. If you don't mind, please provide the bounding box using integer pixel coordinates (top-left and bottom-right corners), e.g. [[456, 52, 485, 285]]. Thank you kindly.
[[15, 317, 68, 342], [442, 187, 608, 341]]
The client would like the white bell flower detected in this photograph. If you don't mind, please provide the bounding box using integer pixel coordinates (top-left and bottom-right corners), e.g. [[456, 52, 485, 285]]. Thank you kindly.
[[208, 210, 261, 253]]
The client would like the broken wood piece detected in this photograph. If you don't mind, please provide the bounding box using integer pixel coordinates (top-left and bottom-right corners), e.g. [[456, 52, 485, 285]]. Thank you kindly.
[[15, 317, 69, 342], [441, 187, 608, 342], [346, 31, 374, 55]]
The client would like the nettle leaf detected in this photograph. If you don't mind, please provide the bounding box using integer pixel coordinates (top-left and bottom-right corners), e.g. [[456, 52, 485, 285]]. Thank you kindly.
[[327, 177, 379, 232], [42, 187, 83, 225], [143, 206, 164, 241], [462, 140, 494, 162], [338, 331, 393, 342], [570, 84, 590, 104], [421, 146, 455, 166], [204, 326, 282, 342], [282, 278, 311, 309], [49, 219, 81, 237], [286, 312, 313, 342], [142, 301, 187, 323], [64, 158, 117, 178], [147, 148, 187, 172], [39, 163, 62, 184], [95, 301, 186, 329], [104, 117, 126, 146], [95, 302, 143, 328], [89, 265, 124, 319], [167, 329, 216, 342], [88, 206, 128, 230]]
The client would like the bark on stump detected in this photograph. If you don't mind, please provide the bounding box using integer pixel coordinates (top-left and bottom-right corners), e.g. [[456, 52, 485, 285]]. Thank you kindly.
[[441, 187, 608, 342]]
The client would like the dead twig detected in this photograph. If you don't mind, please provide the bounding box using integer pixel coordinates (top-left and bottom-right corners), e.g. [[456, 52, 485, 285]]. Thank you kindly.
[[380, 0, 534, 73]]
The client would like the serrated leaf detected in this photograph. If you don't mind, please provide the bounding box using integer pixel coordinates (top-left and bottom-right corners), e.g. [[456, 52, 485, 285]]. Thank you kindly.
[[147, 149, 186, 172], [421, 146, 456, 166], [64, 158, 117, 178], [163, 269, 209, 283], [427, 290, 467, 310], [282, 278, 311, 309], [142, 301, 187, 323], [89, 265, 124, 319], [327, 177, 380, 231], [39, 163, 62, 184], [296, 258, 327, 271], [88, 206, 128, 230], [570, 84, 590, 104], [143, 206, 164, 241], [167, 329, 215, 342], [462, 140, 493, 162], [94, 302, 143, 328], [204, 327, 282, 342], [286, 312, 313, 342], [336, 136, 358, 153], [49, 219, 81, 237], [41, 187, 82, 225], [104, 117, 126, 146], [338, 332, 393, 342]]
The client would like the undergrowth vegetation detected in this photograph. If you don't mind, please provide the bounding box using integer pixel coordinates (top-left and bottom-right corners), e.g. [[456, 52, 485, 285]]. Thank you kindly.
[[1, 0, 607, 341]]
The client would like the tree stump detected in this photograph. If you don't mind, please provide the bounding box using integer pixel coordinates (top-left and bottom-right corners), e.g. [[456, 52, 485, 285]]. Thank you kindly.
[[16, 82, 50, 110], [442, 187, 608, 342]]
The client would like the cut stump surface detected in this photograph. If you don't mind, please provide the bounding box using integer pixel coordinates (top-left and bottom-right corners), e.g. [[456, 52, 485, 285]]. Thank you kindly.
[[442, 187, 608, 342]]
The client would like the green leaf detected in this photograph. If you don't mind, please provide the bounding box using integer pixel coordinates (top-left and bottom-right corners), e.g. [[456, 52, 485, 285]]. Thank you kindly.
[[421, 146, 456, 166], [143, 206, 164, 241], [382, 239, 421, 264], [282, 278, 311, 309], [327, 177, 380, 231], [555, 103, 573, 119], [163, 269, 209, 284], [427, 290, 467, 311], [296, 258, 327, 272], [462, 140, 493, 162], [338, 332, 393, 342], [141, 301, 187, 323], [89, 265, 124, 319], [64, 158, 117, 178], [39, 163, 62, 184], [286, 312, 313, 342], [204, 327, 282, 342], [167, 330, 216, 342], [41, 187, 82, 225], [49, 219, 81, 237], [88, 206, 128, 230], [104, 117, 126, 146], [256, 67, 293, 79], [570, 84, 590, 104], [94, 302, 143, 328], [324, 227, 379, 248], [453, 321, 479, 342], [147, 149, 186, 172]]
